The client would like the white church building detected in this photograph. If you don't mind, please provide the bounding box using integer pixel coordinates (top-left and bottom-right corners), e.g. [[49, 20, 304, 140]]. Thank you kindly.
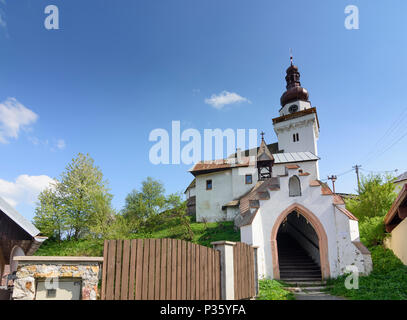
[[185, 59, 372, 280]]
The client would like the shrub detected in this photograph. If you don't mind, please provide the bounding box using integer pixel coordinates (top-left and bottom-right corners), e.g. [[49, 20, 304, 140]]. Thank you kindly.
[[358, 216, 387, 247]]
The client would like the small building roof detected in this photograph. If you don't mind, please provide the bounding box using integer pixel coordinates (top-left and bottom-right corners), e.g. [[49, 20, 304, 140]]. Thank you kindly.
[[189, 157, 252, 176], [384, 184, 407, 232], [273, 152, 319, 164], [394, 171, 407, 183], [0, 196, 40, 238]]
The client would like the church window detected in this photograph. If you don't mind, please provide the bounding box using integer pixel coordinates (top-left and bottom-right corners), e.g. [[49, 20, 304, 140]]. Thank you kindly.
[[296, 133, 299, 141], [289, 175, 301, 197], [293, 133, 300, 142], [206, 180, 212, 190], [245, 174, 253, 184]]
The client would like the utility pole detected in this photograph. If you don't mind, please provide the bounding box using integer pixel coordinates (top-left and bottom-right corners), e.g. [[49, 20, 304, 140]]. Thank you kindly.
[[327, 175, 337, 194], [353, 165, 362, 194]]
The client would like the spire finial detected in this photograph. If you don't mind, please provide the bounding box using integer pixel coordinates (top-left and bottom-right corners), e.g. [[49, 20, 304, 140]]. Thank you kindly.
[[260, 131, 265, 141], [289, 48, 293, 66]]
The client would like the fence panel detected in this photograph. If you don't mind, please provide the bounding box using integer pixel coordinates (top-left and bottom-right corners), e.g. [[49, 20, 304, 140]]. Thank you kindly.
[[233, 242, 256, 300], [101, 239, 221, 300]]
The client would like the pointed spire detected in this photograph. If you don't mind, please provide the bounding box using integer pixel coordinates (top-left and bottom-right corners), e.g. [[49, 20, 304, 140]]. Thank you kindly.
[[257, 132, 274, 161]]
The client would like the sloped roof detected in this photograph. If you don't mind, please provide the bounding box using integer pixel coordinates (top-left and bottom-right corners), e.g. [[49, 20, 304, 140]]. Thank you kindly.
[[229, 142, 282, 158], [257, 139, 274, 161], [273, 152, 319, 164], [384, 184, 407, 232], [189, 157, 252, 176], [0, 196, 40, 238], [184, 179, 196, 193], [394, 171, 407, 183]]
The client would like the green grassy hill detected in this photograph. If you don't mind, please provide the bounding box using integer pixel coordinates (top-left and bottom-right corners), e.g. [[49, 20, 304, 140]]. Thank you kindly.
[[35, 220, 240, 257]]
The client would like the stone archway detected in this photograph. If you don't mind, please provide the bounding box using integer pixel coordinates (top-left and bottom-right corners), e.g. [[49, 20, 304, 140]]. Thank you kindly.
[[271, 203, 330, 279]]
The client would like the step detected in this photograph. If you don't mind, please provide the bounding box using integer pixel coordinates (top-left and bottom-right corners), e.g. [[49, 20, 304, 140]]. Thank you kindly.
[[301, 286, 331, 293], [281, 280, 326, 287]]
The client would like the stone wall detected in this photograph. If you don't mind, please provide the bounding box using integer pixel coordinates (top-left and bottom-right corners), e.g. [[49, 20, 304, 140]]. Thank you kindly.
[[12, 256, 103, 300]]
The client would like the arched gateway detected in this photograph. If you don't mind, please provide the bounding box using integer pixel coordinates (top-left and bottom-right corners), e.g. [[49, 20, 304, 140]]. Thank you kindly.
[[271, 203, 330, 280]]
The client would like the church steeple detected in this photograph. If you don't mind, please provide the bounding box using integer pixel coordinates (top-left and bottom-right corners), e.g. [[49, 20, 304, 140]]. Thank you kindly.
[[280, 57, 309, 107]]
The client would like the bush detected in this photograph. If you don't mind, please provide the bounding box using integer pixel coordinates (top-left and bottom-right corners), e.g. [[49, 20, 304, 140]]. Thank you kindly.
[[358, 216, 387, 247]]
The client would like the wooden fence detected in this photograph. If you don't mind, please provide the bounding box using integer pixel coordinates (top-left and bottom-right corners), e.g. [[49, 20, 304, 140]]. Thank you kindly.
[[100, 239, 221, 300], [233, 242, 256, 300]]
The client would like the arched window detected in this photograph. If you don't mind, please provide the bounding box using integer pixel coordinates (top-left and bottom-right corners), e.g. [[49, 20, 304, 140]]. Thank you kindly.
[[289, 175, 301, 197], [10, 246, 25, 273]]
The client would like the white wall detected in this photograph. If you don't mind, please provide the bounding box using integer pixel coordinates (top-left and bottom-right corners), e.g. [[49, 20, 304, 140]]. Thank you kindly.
[[273, 161, 319, 180], [273, 113, 319, 156], [195, 165, 258, 222], [279, 100, 312, 116]]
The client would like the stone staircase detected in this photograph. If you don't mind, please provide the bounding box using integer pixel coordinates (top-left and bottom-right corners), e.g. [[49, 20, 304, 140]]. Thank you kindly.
[[277, 234, 343, 299], [277, 233, 322, 283]]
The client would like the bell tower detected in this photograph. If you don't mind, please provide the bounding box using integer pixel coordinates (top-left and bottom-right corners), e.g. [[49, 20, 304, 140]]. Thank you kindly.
[[273, 57, 320, 156], [257, 132, 274, 181]]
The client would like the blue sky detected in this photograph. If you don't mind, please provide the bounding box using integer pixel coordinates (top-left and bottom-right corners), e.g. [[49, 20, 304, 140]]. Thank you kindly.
[[0, 0, 406, 221]]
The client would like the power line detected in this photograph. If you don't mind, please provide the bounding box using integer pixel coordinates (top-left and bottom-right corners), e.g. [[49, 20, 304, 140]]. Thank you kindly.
[[359, 106, 407, 165]]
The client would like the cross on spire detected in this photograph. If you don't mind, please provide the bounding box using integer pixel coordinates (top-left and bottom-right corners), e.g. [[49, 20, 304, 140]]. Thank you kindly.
[[290, 48, 293, 66], [260, 131, 265, 141]]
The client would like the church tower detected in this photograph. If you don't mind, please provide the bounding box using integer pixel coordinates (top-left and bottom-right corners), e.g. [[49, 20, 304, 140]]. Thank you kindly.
[[273, 57, 320, 156]]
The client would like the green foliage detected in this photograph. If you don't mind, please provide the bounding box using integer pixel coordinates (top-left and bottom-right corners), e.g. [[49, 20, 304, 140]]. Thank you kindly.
[[345, 173, 397, 221], [123, 177, 167, 222], [257, 279, 294, 300], [358, 216, 387, 247], [326, 246, 407, 300], [33, 153, 114, 240], [35, 219, 240, 256]]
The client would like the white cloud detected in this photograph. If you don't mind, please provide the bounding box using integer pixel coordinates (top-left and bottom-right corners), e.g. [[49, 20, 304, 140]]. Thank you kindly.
[[205, 91, 251, 110], [0, 98, 38, 143], [0, 174, 55, 207], [56, 139, 66, 150]]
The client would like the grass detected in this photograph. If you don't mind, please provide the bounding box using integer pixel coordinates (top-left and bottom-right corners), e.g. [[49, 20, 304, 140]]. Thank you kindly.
[[35, 220, 240, 256], [326, 245, 407, 300], [257, 279, 295, 300]]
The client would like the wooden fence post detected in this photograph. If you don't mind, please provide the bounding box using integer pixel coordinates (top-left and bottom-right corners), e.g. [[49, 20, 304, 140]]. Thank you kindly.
[[211, 241, 236, 300]]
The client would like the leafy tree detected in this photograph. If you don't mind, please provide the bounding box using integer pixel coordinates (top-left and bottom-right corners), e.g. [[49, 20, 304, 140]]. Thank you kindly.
[[345, 173, 397, 221], [123, 177, 166, 222], [33, 187, 67, 242], [122, 178, 192, 238], [33, 153, 114, 240]]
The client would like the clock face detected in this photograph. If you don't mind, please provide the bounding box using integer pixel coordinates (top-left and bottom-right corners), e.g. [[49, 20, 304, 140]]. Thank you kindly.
[[288, 104, 299, 114]]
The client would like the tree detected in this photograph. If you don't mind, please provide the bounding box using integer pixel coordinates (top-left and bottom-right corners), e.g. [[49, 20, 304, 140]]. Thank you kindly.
[[33, 153, 114, 240], [33, 187, 67, 241], [345, 173, 397, 221], [122, 177, 192, 238], [123, 177, 166, 222]]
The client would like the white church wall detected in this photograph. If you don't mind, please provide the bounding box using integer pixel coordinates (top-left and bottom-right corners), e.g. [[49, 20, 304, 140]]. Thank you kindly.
[[279, 100, 311, 116], [273, 113, 319, 156], [241, 209, 267, 279], [195, 171, 232, 222], [273, 161, 319, 180], [195, 165, 259, 222], [334, 207, 370, 275], [231, 166, 258, 199]]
